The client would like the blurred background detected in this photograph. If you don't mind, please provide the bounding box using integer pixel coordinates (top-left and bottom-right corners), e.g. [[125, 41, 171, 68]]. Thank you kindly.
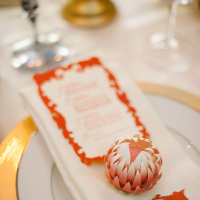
[[0, 0, 200, 142]]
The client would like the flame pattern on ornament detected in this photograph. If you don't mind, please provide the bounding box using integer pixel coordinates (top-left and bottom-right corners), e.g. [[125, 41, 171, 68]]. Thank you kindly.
[[105, 135, 162, 194]]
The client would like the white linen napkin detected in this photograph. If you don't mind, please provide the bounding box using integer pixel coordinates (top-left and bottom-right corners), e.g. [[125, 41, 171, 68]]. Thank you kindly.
[[20, 57, 200, 200]]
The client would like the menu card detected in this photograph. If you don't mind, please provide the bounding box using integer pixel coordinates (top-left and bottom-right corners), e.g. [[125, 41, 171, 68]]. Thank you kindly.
[[34, 57, 149, 165]]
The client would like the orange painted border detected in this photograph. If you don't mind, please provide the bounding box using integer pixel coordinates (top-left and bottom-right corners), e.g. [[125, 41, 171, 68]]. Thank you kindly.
[[33, 57, 150, 165]]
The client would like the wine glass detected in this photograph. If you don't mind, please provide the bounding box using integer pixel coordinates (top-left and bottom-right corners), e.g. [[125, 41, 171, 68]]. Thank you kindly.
[[11, 0, 70, 71], [144, 0, 196, 72]]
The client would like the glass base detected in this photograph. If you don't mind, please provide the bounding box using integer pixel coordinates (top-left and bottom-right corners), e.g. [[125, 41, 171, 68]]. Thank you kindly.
[[143, 33, 196, 72], [62, 0, 116, 28], [11, 35, 70, 72]]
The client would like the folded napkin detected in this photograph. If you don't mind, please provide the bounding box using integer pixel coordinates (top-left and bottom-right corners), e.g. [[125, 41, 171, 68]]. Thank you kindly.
[[20, 57, 200, 200]]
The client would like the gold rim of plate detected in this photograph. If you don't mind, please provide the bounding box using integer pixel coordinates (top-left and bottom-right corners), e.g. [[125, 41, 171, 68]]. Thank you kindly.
[[0, 0, 20, 6], [0, 83, 200, 199], [62, 0, 117, 28], [137, 82, 200, 112], [0, 117, 37, 200]]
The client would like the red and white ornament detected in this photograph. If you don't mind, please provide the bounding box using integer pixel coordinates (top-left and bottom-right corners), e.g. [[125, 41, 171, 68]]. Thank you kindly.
[[104, 135, 162, 194]]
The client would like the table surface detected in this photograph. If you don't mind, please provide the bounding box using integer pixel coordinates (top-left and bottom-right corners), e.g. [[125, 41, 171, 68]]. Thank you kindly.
[[0, 0, 200, 142]]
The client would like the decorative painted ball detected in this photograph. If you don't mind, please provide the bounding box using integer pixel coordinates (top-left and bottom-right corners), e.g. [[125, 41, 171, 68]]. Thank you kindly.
[[104, 135, 162, 194]]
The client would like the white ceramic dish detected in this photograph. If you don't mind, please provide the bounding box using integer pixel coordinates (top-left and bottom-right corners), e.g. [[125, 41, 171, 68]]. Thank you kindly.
[[16, 92, 200, 200]]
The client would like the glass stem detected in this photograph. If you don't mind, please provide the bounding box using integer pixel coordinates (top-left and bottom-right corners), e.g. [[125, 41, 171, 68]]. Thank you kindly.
[[29, 10, 38, 43], [167, 0, 179, 44]]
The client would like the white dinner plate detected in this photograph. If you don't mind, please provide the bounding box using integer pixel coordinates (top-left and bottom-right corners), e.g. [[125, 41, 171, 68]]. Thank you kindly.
[[16, 88, 200, 200]]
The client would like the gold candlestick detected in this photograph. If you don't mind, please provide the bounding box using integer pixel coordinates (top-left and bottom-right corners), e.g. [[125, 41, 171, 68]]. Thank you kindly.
[[62, 0, 116, 28]]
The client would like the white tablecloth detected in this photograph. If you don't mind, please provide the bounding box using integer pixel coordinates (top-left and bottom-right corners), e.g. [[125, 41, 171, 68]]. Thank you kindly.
[[0, 0, 200, 142]]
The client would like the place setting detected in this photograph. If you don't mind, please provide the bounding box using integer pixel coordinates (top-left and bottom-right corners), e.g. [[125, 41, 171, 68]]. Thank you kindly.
[[2, 54, 200, 199], [1, 0, 200, 200]]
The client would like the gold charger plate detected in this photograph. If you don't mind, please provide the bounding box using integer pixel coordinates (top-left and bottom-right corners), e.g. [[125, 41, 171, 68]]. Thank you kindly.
[[0, 83, 200, 200], [0, 117, 37, 200]]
